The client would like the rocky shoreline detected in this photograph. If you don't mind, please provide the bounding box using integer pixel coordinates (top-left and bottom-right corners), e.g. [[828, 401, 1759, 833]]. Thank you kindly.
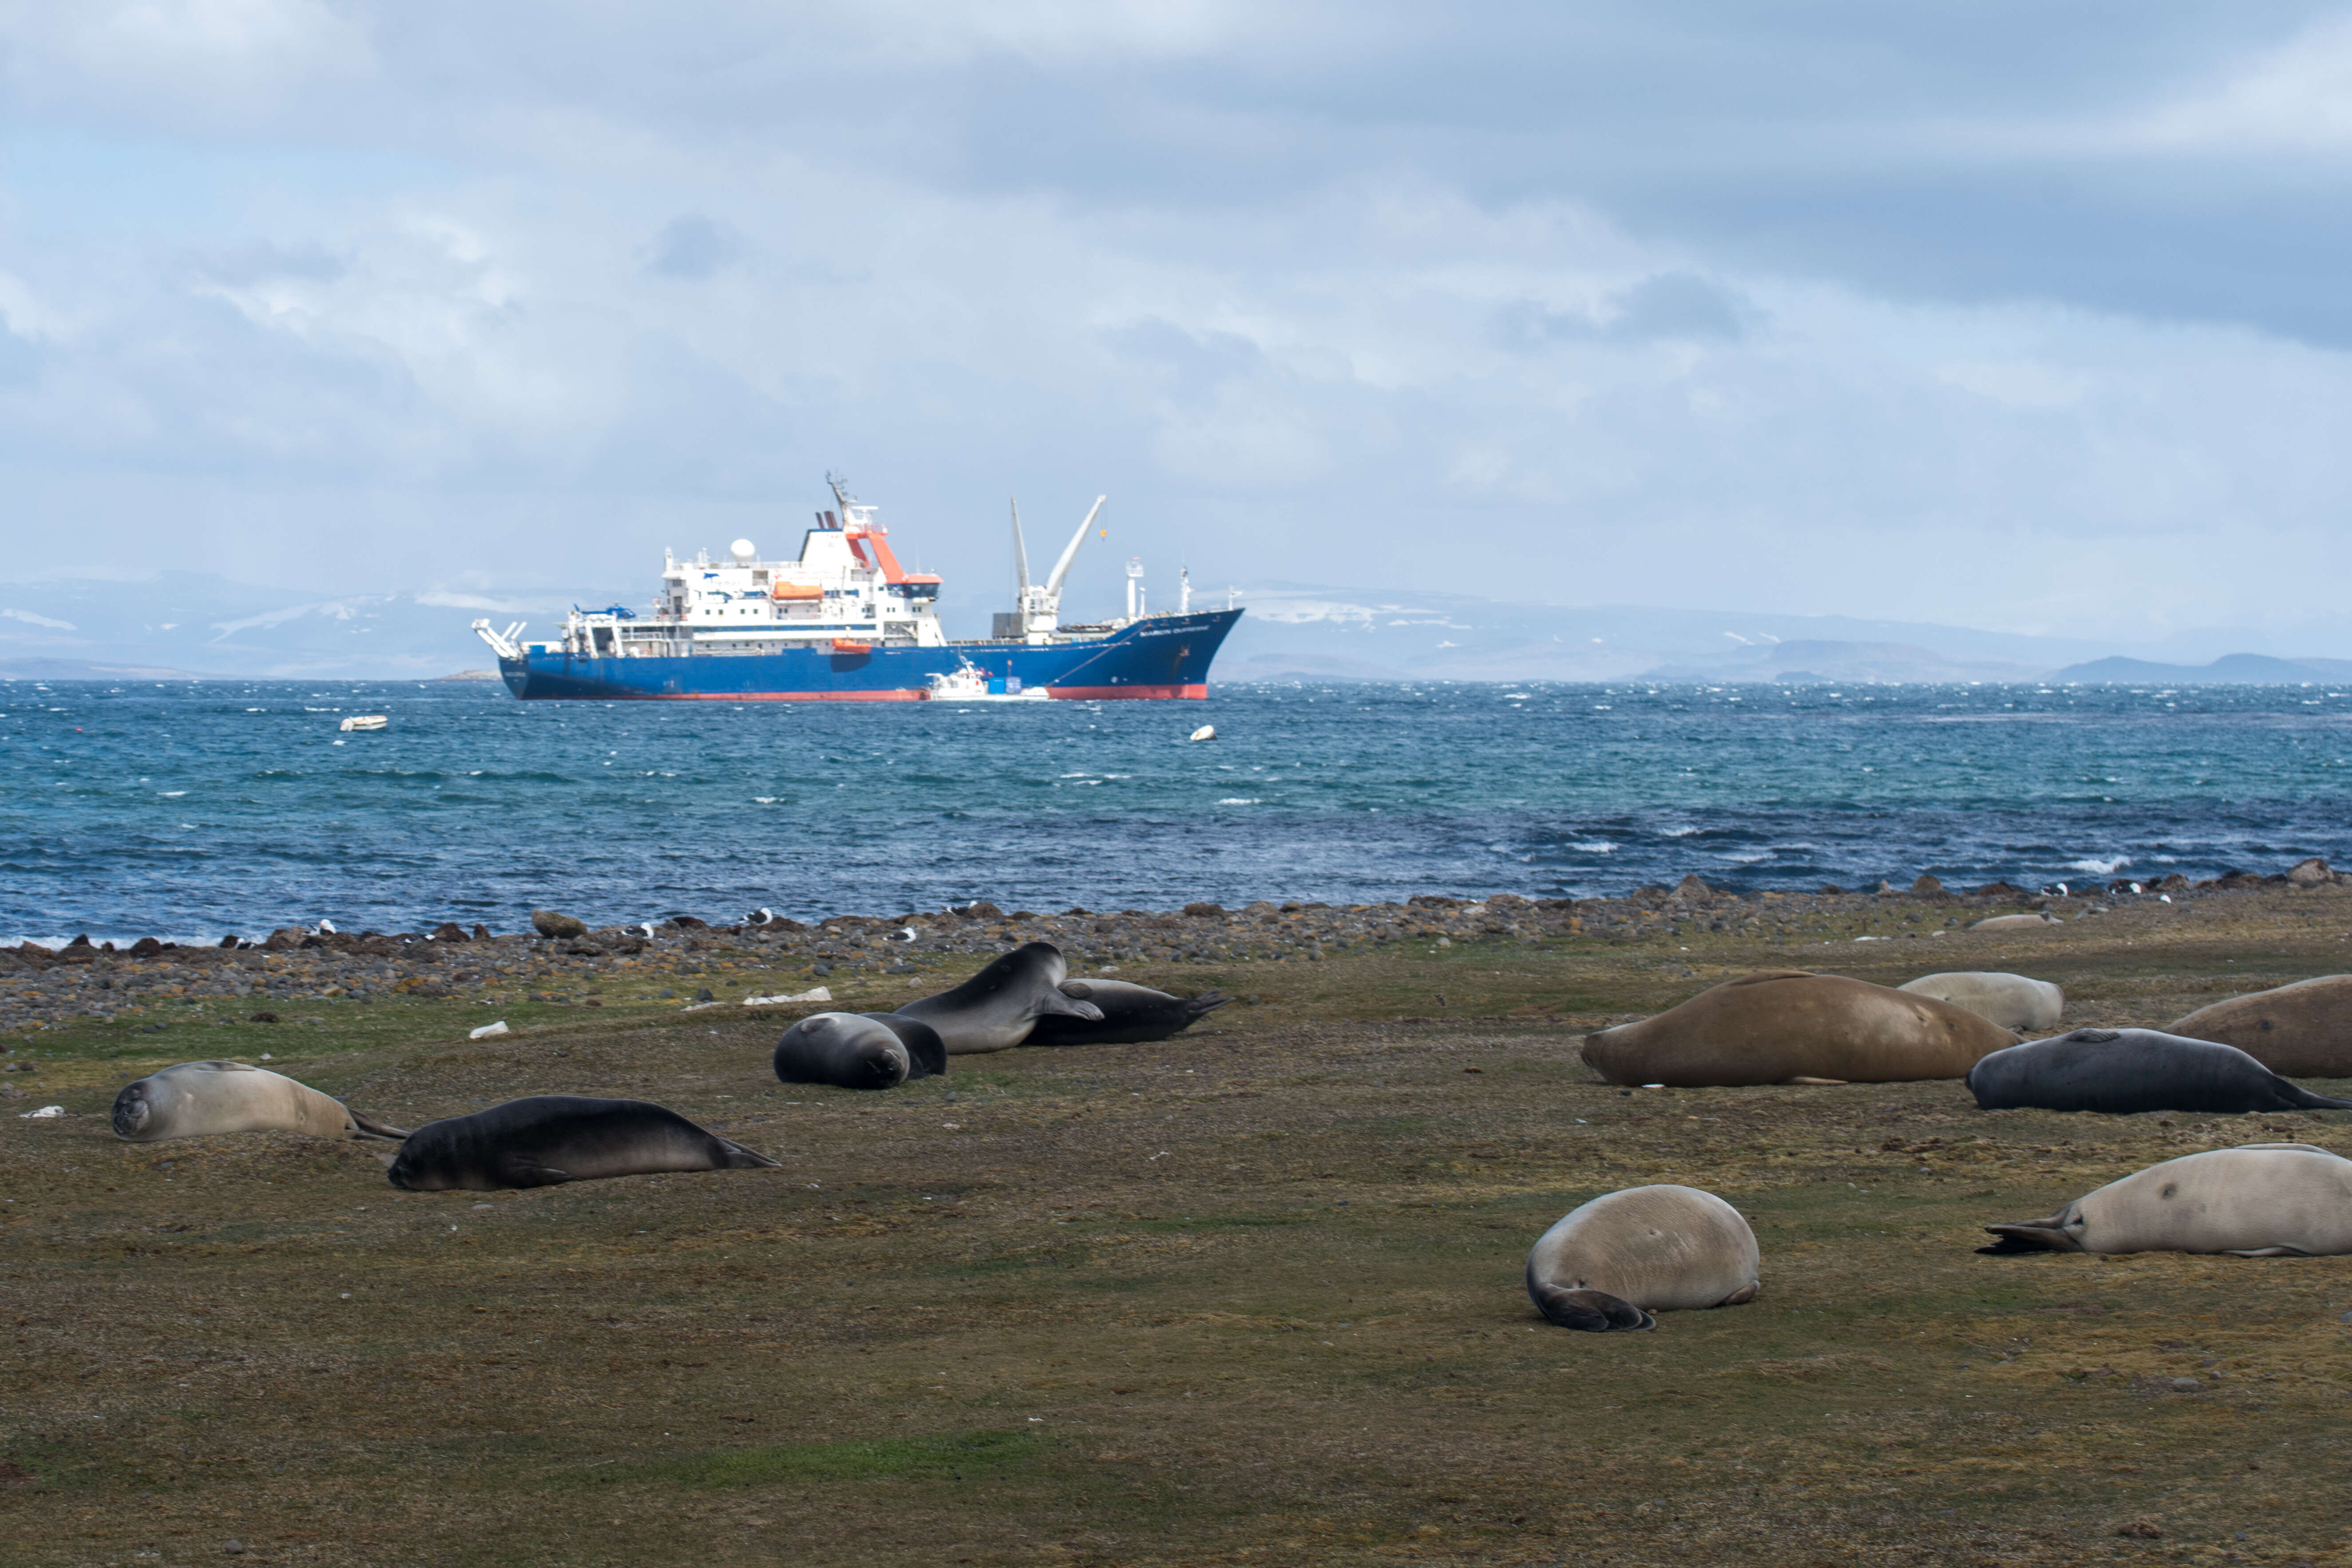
[[4, 857, 2344, 1038]]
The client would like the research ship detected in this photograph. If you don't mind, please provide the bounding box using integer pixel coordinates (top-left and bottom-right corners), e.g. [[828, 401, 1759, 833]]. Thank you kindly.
[[472, 478, 1241, 702]]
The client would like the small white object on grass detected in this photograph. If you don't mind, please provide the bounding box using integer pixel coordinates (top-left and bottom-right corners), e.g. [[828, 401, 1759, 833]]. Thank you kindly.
[[469, 1021, 510, 1040], [742, 986, 830, 1006], [21, 1105, 64, 1118]]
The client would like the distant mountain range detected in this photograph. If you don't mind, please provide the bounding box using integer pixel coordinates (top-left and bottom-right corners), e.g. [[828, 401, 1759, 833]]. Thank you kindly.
[[7, 570, 2352, 685]]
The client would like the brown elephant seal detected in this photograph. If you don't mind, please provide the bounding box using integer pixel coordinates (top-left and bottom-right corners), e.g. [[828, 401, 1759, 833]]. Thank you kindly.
[[1968, 913, 2061, 933], [1897, 971, 2063, 1032], [1580, 971, 2013, 1088], [1967, 1027, 2352, 1115], [2169, 975, 2352, 1078], [111, 1061, 409, 1143], [1025, 980, 1232, 1046], [895, 942, 1103, 1053], [1980, 1144, 2352, 1256], [773, 1013, 947, 1090], [1525, 1184, 1760, 1332], [387, 1096, 779, 1191]]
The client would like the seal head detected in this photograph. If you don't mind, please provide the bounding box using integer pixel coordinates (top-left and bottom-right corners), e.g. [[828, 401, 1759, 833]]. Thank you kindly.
[[895, 942, 1103, 1054]]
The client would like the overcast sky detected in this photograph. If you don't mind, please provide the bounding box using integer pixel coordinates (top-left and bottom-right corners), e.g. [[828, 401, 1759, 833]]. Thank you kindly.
[[4, 3, 2352, 638]]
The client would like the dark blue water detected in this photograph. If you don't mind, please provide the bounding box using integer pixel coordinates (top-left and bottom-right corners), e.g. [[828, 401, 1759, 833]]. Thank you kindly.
[[6, 678, 2352, 943]]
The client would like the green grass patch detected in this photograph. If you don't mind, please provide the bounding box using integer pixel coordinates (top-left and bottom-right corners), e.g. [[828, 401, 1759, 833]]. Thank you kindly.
[[655, 1429, 1045, 1488]]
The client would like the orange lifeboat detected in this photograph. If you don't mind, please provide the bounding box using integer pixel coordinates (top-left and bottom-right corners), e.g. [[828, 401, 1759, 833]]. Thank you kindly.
[[830, 639, 872, 654], [771, 582, 822, 602]]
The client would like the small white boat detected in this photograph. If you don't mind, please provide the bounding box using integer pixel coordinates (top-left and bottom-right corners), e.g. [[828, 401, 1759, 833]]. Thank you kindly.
[[338, 715, 388, 732], [1189, 724, 1216, 742], [923, 660, 1048, 702]]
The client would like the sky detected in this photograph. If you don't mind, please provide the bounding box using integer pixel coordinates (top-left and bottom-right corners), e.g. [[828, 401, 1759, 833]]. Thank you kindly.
[[4, 3, 2352, 639]]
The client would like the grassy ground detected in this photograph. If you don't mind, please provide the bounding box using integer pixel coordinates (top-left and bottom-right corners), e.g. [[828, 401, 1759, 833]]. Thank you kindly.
[[5, 890, 2352, 1567]]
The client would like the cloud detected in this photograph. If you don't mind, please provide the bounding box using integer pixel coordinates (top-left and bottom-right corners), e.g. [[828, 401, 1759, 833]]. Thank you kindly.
[[0, 4, 2350, 645], [642, 215, 743, 280]]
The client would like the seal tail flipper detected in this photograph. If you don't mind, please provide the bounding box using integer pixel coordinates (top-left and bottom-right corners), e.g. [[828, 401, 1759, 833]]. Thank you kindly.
[[1778, 1076, 1847, 1086], [1976, 1221, 2081, 1255], [712, 1138, 782, 1170], [1183, 993, 1235, 1025], [2285, 1084, 2352, 1110], [348, 1110, 411, 1140], [1529, 1282, 1654, 1332], [2223, 1245, 2313, 1257]]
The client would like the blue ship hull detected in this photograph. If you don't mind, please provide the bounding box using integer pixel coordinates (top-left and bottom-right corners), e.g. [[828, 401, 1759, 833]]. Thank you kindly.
[[499, 608, 1242, 701]]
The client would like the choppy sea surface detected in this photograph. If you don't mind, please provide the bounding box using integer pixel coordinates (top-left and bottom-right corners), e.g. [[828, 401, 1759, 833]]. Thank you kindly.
[[6, 678, 2352, 943]]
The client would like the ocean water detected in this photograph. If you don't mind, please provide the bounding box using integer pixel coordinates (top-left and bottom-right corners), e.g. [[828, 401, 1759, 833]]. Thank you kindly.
[[5, 678, 2352, 943]]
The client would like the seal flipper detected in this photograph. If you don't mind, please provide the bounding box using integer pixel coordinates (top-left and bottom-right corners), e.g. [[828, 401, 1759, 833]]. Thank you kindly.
[[1529, 1282, 1655, 1332], [2283, 1084, 2352, 1111], [1183, 993, 1234, 1026], [349, 1110, 411, 1140], [709, 1137, 782, 1170], [1716, 1280, 1761, 1307], [2223, 1245, 2312, 1257], [1035, 990, 1103, 1022], [1977, 1222, 2080, 1255], [497, 1154, 575, 1188]]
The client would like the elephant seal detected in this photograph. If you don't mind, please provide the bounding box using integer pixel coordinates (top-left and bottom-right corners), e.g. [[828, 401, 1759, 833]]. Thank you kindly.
[[1025, 980, 1232, 1046], [895, 942, 1103, 1054], [386, 1096, 779, 1191], [1580, 971, 2013, 1088], [1897, 971, 2063, 1032], [1966, 1028, 2352, 1116], [1968, 913, 2061, 933], [2169, 975, 2352, 1079], [773, 1012, 947, 1089], [1980, 1144, 2352, 1255], [111, 1061, 409, 1143], [1525, 1184, 1760, 1332]]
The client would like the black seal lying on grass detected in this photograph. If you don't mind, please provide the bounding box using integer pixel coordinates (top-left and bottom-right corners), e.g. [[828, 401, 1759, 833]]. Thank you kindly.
[[387, 1096, 779, 1190], [774, 1012, 947, 1089], [1966, 1028, 2352, 1116], [1025, 979, 1232, 1046]]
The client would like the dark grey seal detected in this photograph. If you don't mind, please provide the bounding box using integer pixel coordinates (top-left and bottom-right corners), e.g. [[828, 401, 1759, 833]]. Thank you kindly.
[[773, 1012, 947, 1090], [895, 941, 1102, 1054], [1025, 979, 1233, 1046], [386, 1096, 781, 1191], [1967, 1027, 2352, 1116]]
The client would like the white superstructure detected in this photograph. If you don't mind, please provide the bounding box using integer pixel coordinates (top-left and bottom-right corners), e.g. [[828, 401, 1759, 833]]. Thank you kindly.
[[475, 477, 950, 661]]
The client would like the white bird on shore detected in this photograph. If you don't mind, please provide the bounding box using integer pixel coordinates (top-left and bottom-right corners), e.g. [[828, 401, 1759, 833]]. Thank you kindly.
[[318, 919, 337, 934]]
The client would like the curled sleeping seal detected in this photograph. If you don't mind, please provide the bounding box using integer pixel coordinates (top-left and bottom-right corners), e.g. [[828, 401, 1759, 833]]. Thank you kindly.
[[1580, 971, 2014, 1088], [1980, 1144, 2352, 1256], [1897, 971, 2063, 1033], [1025, 980, 1232, 1046], [773, 1012, 947, 1089], [387, 1096, 780, 1191], [1966, 1028, 2352, 1116], [1525, 1184, 1760, 1332], [2169, 975, 2352, 1079], [1968, 912, 2062, 933], [895, 942, 1102, 1054], [111, 1061, 409, 1143]]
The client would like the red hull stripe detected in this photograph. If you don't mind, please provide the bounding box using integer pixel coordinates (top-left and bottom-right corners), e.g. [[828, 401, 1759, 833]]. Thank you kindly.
[[1049, 684, 1208, 700], [649, 689, 929, 703]]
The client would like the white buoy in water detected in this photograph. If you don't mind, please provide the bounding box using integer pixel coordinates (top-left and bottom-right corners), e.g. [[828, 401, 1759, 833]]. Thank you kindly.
[[1189, 725, 1216, 742]]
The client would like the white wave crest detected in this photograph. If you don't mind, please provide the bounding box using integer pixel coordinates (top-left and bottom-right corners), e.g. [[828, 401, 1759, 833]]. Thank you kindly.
[[2067, 856, 2130, 875]]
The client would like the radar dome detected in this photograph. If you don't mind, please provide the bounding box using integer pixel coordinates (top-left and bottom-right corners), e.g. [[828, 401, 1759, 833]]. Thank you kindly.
[[730, 539, 757, 562]]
